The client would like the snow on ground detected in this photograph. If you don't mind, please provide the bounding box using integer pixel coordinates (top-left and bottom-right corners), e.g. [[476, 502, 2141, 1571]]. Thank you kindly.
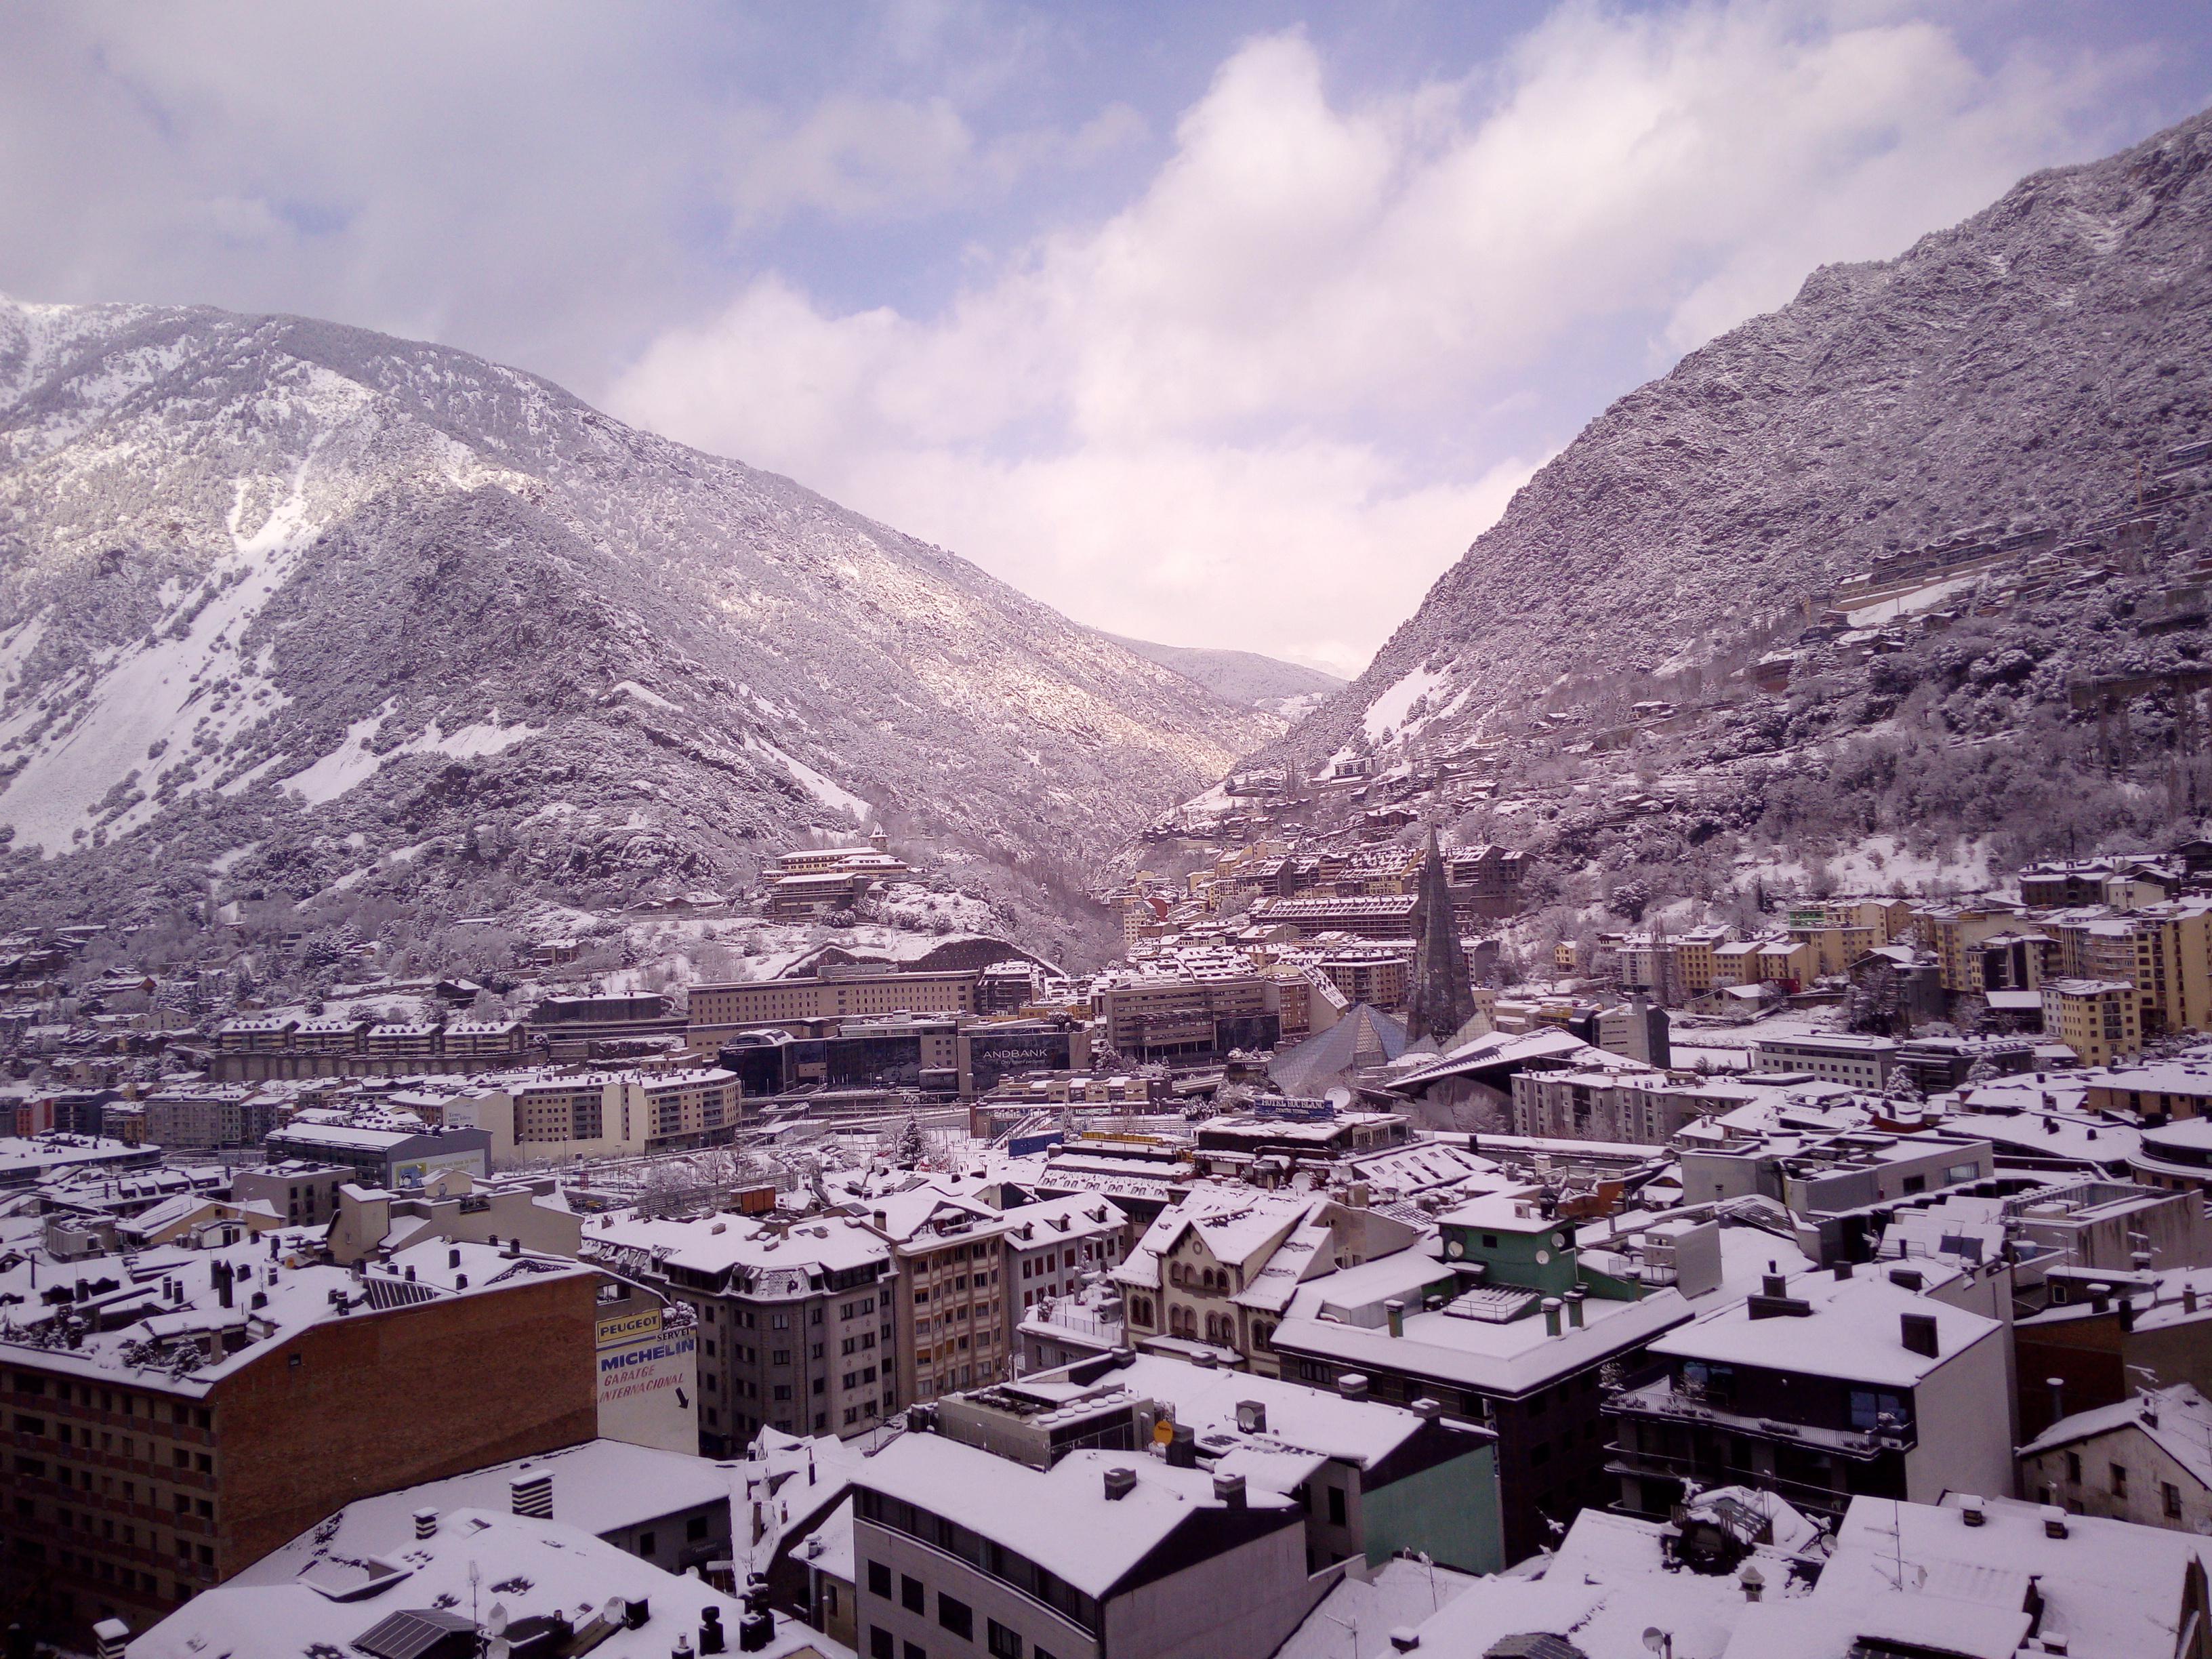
[[281, 708, 541, 805], [1736, 833, 1997, 897], [744, 734, 869, 819], [1844, 573, 1982, 628], [1364, 663, 1447, 743], [0, 453, 327, 850], [609, 679, 678, 712]]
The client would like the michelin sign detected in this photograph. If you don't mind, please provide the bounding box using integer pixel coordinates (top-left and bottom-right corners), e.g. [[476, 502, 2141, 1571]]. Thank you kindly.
[[595, 1306, 699, 1454]]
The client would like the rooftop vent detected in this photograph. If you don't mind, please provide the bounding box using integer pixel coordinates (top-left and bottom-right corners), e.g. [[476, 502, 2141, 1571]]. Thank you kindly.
[[1388, 1632, 1420, 1654], [1103, 1467, 1137, 1501], [413, 1508, 438, 1540], [1212, 1472, 1248, 1510], [1900, 1313, 1940, 1359], [2043, 1505, 2068, 1540], [1959, 1495, 1986, 1527], [1338, 1373, 1370, 1401], [511, 1472, 552, 1519], [1888, 1267, 1923, 1292]]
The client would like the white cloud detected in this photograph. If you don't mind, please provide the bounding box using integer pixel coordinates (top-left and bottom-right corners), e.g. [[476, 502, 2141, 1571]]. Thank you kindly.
[[613, 3, 2142, 674]]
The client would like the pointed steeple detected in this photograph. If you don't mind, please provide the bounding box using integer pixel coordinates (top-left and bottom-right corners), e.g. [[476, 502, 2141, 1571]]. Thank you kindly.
[[1406, 828, 1475, 1042]]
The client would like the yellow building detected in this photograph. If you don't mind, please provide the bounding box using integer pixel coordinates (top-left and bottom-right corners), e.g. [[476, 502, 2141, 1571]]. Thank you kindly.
[[2041, 978, 2142, 1067]]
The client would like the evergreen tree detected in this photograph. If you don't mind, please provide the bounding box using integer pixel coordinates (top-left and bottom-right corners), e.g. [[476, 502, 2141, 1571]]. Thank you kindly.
[[1405, 830, 1475, 1042]]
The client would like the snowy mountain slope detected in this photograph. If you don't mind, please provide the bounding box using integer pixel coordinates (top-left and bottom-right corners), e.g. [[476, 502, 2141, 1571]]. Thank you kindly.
[[1266, 106, 2212, 774], [0, 298, 1275, 950], [1099, 633, 1344, 719]]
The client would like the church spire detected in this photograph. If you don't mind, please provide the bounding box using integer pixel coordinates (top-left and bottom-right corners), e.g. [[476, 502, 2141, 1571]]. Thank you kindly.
[[1406, 828, 1474, 1042]]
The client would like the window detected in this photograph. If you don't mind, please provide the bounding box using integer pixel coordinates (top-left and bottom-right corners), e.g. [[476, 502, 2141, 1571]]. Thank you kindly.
[[2111, 1463, 2128, 1497], [905, 1645, 926, 1659], [2166, 1481, 2184, 1519], [869, 1561, 893, 1599], [938, 1593, 973, 1640], [987, 1620, 1023, 1659], [871, 1630, 894, 1659], [639, 1531, 657, 1556], [901, 1574, 925, 1614], [1327, 1487, 1347, 1526], [2066, 1452, 2082, 1485], [687, 1516, 709, 1541]]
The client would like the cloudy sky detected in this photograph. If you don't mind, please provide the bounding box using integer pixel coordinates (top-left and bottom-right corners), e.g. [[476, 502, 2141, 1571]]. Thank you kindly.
[[4, 3, 2209, 676]]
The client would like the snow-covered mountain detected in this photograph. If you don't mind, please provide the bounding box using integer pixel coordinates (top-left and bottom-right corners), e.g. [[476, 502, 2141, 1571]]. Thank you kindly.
[[1099, 634, 1343, 720], [1269, 106, 2212, 777], [0, 299, 1274, 950]]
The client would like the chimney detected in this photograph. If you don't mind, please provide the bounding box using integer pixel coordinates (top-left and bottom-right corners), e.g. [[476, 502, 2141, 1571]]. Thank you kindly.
[[1888, 1267, 1923, 1292], [1385, 1298, 1405, 1338], [1212, 1472, 1248, 1510], [1565, 1291, 1586, 1328], [1337, 1373, 1370, 1402], [1389, 1633, 1421, 1654], [1834, 1261, 1854, 1280], [449, 1247, 462, 1269], [454, 1273, 467, 1290], [413, 1508, 438, 1540], [1103, 1467, 1137, 1501], [872, 1210, 888, 1231], [511, 1472, 553, 1519], [2043, 1504, 2068, 1540], [2188, 1286, 2201, 1316], [91, 1619, 129, 1659], [1410, 1397, 1442, 1421], [1959, 1495, 1986, 1527], [1542, 1297, 1563, 1337], [1166, 1422, 1197, 1469], [1761, 1273, 1788, 1300], [1900, 1312, 1939, 1359], [2048, 1376, 2066, 1423], [624, 1597, 650, 1630], [699, 1606, 727, 1656]]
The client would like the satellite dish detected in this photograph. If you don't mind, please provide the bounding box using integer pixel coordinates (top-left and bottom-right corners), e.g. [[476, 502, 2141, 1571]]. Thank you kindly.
[[602, 1595, 628, 1628], [487, 1643, 510, 1659], [486, 1602, 508, 1635], [1643, 1631, 1667, 1655]]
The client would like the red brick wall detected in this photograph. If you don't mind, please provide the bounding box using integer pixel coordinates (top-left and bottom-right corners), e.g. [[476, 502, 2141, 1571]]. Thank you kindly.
[[214, 1273, 599, 1574]]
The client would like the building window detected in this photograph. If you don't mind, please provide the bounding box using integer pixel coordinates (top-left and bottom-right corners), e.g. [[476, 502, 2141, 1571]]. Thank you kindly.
[[869, 1561, 891, 1597], [1328, 1487, 1347, 1526], [2166, 1481, 2184, 1519], [938, 1593, 973, 1641], [871, 1630, 893, 1659], [2112, 1463, 2128, 1498], [901, 1574, 925, 1614], [987, 1620, 1023, 1659], [2066, 1452, 2082, 1485]]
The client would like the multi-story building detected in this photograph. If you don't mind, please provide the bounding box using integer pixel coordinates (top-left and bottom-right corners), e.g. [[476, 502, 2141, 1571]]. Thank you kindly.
[[2020, 1383, 2212, 1532], [139, 1086, 282, 1153], [1004, 1195, 1127, 1323], [865, 1187, 1017, 1404], [688, 966, 979, 1031], [1510, 1063, 1757, 1146], [2043, 977, 2142, 1065], [1114, 1185, 1422, 1373], [852, 1413, 1319, 1659], [582, 1210, 897, 1452], [1748, 1031, 1897, 1088], [1267, 1191, 1702, 1563], [2045, 900, 2212, 1039], [1606, 1262, 2012, 1527], [0, 1235, 600, 1646], [1091, 975, 1280, 1061], [258, 1118, 492, 1189], [1248, 893, 1419, 940]]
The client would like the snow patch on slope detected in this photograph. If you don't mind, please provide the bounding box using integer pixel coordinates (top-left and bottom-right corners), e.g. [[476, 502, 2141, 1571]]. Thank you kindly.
[[744, 734, 869, 820], [1364, 664, 1446, 743]]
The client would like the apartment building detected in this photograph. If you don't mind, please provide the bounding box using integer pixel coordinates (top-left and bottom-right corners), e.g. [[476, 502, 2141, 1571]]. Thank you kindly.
[[583, 1210, 895, 1452], [1910, 899, 2027, 994], [2045, 900, 2212, 1038], [0, 1236, 599, 1646], [1510, 1063, 1757, 1146], [1607, 1263, 2011, 1528], [853, 1419, 1316, 1659], [1267, 1193, 1701, 1563], [688, 967, 979, 1031], [1114, 1185, 1422, 1374], [1005, 1195, 1127, 1322], [2043, 977, 2143, 1065], [1748, 1031, 1897, 1088], [865, 1187, 1017, 1403]]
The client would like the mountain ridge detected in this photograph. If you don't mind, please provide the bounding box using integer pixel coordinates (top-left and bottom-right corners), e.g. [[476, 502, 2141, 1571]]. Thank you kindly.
[[0, 295, 1275, 963]]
